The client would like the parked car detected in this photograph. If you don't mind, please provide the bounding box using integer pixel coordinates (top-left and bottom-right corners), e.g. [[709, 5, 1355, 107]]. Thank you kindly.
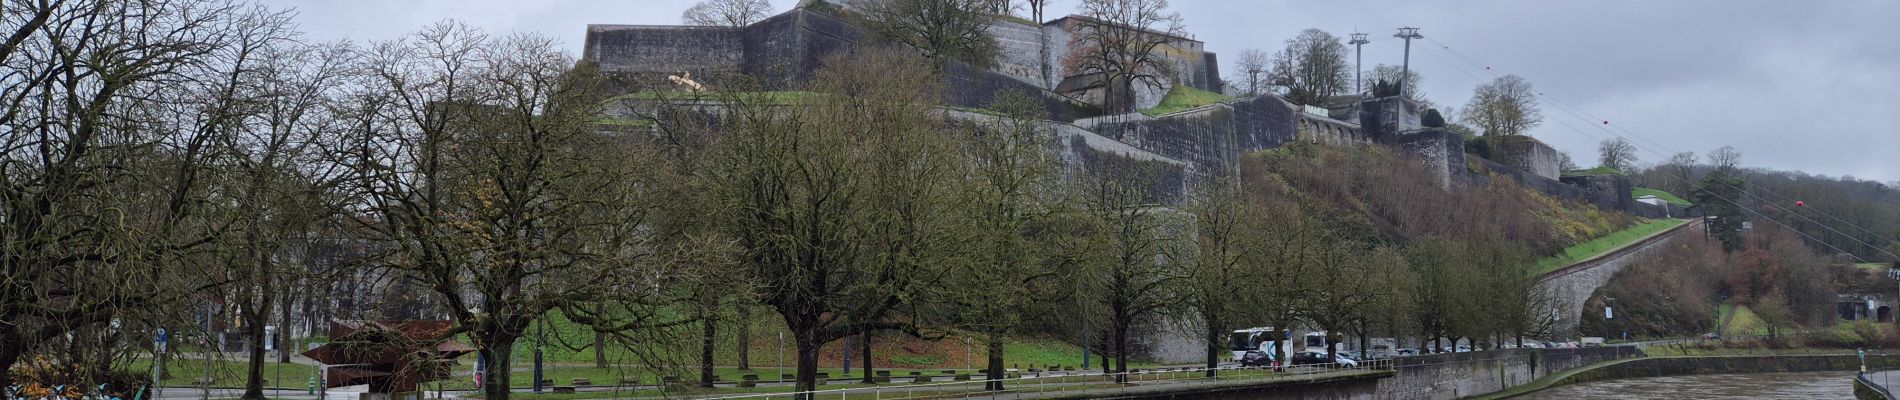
[[1395, 348, 1418, 356], [1702, 332, 1720, 340], [1239, 350, 1272, 367], [1292, 351, 1358, 368]]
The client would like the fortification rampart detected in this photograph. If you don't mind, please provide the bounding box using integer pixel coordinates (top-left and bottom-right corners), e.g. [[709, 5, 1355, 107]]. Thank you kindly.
[[1490, 136, 1562, 180], [1079, 95, 1301, 185], [585, 9, 1642, 214]]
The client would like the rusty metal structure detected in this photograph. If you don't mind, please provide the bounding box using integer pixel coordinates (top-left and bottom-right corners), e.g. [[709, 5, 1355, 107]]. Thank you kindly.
[[302, 320, 473, 393]]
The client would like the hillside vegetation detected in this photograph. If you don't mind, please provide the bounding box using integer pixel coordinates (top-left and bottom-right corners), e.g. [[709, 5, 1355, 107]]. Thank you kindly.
[[1249, 143, 1634, 256]]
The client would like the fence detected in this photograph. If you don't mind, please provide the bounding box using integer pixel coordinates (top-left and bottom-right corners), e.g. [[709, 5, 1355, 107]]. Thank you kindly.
[[1862, 369, 1898, 400], [706, 360, 1393, 400]]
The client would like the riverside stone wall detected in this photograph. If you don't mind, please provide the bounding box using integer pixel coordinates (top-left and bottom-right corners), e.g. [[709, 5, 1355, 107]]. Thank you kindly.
[[1373, 347, 1643, 399]]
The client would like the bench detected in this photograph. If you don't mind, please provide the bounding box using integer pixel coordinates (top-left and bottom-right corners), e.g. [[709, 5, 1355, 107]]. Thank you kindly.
[[551, 386, 576, 394], [571, 378, 592, 386]]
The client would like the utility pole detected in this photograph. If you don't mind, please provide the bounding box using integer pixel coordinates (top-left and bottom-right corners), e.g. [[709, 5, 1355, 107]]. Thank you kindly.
[[1393, 27, 1423, 99], [1349, 32, 1369, 94]]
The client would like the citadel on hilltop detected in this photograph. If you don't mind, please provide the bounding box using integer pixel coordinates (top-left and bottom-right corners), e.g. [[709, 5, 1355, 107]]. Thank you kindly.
[[582, 1, 1676, 218]]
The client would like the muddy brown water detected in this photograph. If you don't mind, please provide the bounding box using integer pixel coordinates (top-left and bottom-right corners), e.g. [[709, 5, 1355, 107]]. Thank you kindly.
[[1515, 371, 1854, 399]]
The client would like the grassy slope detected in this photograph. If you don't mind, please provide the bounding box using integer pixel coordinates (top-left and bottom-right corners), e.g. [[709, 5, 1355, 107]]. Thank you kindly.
[[1140, 85, 1232, 116], [1724, 305, 1768, 336], [1561, 166, 1621, 177], [1532, 218, 1688, 275], [1632, 187, 1691, 206]]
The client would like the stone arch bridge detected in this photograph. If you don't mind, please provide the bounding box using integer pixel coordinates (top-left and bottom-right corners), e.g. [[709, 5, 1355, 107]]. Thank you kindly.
[[1537, 218, 1705, 339]]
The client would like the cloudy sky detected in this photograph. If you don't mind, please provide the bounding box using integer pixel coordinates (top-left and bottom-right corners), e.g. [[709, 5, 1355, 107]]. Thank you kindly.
[[271, 0, 1898, 182]]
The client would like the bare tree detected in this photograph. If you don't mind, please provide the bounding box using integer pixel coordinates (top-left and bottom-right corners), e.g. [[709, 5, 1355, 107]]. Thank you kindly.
[[1179, 180, 1272, 376], [1599, 137, 1638, 173], [1233, 49, 1270, 97], [860, 0, 1000, 69], [945, 91, 1072, 390], [1557, 151, 1581, 172], [1080, 161, 1185, 383], [1267, 29, 1350, 106], [221, 33, 356, 400], [1063, 0, 1185, 114], [698, 48, 957, 398], [1369, 64, 1427, 105], [341, 23, 684, 399], [682, 0, 774, 27], [0, 0, 270, 390], [1460, 74, 1541, 137], [1025, 0, 1049, 22]]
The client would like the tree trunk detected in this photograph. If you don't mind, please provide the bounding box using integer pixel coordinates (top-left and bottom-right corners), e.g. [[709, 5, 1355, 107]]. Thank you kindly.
[[700, 317, 717, 388], [794, 337, 821, 400], [736, 306, 751, 370], [480, 339, 518, 400], [279, 288, 294, 363], [985, 337, 1006, 391], [1359, 321, 1369, 365], [0, 327, 24, 394], [1326, 335, 1338, 368], [1202, 324, 1220, 377], [595, 303, 607, 368], [242, 297, 271, 399], [859, 330, 873, 384], [1113, 321, 1128, 383]]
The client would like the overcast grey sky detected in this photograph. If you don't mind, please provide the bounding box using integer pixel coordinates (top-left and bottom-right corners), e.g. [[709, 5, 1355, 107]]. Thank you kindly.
[[271, 0, 1899, 182]]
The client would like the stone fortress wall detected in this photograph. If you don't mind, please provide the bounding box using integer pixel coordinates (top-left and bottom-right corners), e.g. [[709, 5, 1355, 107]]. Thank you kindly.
[[582, 6, 1643, 216], [589, 3, 1664, 365], [1492, 135, 1563, 180]]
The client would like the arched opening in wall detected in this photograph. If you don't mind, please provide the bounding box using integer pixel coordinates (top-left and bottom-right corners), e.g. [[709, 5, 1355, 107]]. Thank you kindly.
[[1881, 306, 1893, 323]]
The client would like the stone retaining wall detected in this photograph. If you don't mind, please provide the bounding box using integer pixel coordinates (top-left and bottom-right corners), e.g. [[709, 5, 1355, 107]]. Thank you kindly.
[[1374, 347, 1641, 399]]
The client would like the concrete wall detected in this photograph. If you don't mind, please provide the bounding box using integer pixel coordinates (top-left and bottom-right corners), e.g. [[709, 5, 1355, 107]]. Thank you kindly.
[[585, 25, 746, 75], [1557, 354, 1900, 385], [1374, 347, 1643, 399], [1358, 96, 1422, 141], [1080, 95, 1301, 187], [1492, 136, 1562, 180], [1561, 174, 1639, 214], [988, 19, 1048, 87], [1297, 112, 1369, 146], [1388, 128, 1467, 189]]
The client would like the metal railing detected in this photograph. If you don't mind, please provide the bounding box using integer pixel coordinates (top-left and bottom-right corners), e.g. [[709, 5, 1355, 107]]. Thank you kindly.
[[705, 360, 1394, 400], [1863, 370, 1899, 400]]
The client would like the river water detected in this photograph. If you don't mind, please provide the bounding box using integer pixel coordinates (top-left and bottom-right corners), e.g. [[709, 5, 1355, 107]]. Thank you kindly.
[[1517, 371, 1855, 399]]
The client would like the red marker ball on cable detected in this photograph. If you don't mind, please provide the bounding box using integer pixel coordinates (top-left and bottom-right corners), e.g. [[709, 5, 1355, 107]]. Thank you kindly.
[[1796, 201, 1806, 207]]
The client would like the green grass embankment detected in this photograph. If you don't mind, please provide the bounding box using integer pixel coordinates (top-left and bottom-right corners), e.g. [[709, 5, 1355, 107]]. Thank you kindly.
[[1140, 86, 1232, 116], [1532, 218, 1688, 275], [1631, 187, 1691, 206]]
